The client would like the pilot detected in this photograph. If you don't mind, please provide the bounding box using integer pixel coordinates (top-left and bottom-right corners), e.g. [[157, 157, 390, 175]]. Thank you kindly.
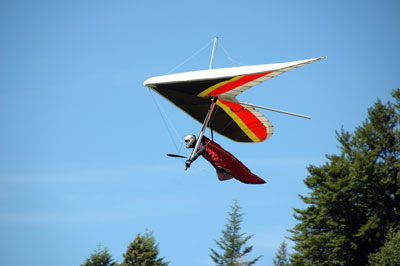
[[183, 134, 234, 181]]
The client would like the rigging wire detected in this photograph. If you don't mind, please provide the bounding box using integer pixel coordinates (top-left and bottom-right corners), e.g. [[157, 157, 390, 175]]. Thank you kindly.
[[148, 88, 183, 153], [205, 103, 235, 143], [166, 39, 214, 74], [219, 41, 245, 67]]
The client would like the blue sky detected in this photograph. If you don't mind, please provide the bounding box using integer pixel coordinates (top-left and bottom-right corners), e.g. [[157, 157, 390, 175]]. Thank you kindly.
[[0, 0, 399, 265]]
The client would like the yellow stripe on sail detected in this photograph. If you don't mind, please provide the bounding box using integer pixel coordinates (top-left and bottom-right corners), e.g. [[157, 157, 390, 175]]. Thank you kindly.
[[216, 100, 260, 142], [198, 76, 244, 97]]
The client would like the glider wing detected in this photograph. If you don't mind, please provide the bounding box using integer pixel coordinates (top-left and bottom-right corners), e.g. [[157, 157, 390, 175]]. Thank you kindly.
[[144, 57, 325, 142]]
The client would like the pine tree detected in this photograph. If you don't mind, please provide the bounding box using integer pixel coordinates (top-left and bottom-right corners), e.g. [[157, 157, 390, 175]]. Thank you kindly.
[[121, 230, 168, 266], [289, 89, 400, 266], [368, 228, 400, 266], [209, 200, 262, 266], [273, 241, 290, 266], [81, 244, 117, 266]]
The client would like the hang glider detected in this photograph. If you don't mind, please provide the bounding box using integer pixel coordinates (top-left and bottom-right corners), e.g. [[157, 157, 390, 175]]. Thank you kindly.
[[144, 57, 325, 143]]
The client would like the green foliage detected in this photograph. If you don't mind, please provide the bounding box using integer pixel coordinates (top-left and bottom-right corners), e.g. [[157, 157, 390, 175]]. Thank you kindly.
[[121, 231, 168, 266], [210, 200, 262, 266], [289, 89, 400, 266], [273, 241, 290, 266], [81, 245, 117, 266], [368, 228, 400, 266]]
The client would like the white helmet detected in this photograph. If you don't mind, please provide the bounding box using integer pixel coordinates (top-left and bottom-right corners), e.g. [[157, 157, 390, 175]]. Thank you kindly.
[[184, 134, 196, 148]]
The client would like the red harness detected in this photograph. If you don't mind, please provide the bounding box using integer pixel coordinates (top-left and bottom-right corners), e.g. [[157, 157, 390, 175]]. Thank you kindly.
[[201, 137, 266, 184]]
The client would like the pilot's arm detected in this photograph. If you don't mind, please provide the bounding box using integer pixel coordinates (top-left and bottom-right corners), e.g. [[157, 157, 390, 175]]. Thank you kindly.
[[185, 139, 206, 169]]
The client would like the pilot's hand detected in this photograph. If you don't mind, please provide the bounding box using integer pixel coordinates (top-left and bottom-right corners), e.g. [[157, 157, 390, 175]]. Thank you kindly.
[[185, 160, 191, 170]]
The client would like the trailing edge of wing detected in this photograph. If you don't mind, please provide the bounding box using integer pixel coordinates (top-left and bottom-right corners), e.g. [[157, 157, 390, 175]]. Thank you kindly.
[[216, 99, 274, 142]]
